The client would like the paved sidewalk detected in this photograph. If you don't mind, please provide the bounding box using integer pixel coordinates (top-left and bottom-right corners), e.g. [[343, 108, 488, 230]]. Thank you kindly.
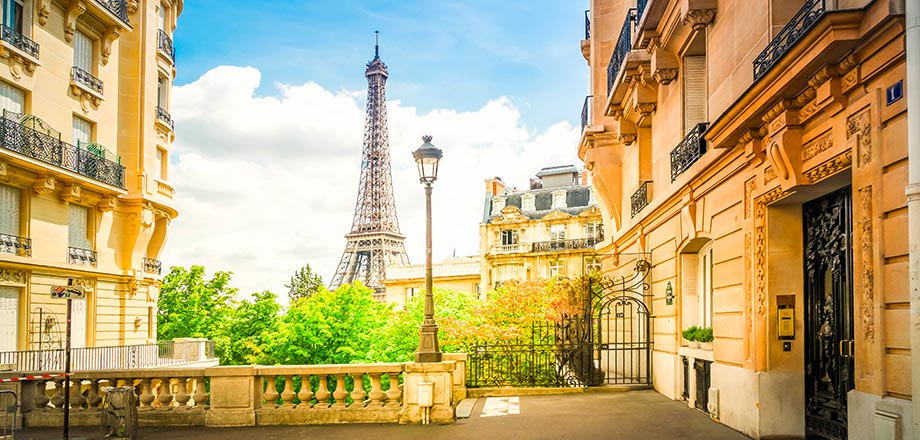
[[18, 390, 751, 439]]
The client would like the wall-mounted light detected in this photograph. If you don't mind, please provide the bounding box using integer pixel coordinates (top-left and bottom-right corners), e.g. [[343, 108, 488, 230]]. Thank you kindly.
[[665, 281, 674, 306]]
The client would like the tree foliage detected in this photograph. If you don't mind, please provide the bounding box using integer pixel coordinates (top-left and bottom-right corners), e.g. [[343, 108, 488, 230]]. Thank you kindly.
[[157, 265, 237, 342], [284, 264, 324, 303]]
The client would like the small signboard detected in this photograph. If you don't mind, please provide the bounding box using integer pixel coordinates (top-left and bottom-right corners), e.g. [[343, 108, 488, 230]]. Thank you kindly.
[[886, 80, 903, 106], [51, 285, 85, 300]]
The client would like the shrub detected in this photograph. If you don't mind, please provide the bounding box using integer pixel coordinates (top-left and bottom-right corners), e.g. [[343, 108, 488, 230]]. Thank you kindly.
[[681, 326, 699, 341], [696, 327, 714, 343]]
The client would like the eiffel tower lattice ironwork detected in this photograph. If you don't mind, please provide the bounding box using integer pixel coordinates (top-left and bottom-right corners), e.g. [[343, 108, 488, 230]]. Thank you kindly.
[[329, 35, 410, 294]]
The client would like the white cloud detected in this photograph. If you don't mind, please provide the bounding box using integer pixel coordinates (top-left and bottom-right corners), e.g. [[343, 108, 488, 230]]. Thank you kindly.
[[163, 65, 581, 300]]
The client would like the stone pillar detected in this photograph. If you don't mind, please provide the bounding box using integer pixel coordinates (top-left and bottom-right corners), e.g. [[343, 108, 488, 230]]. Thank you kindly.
[[907, 0, 920, 437], [203, 366, 261, 427], [399, 361, 455, 424], [443, 353, 468, 404]]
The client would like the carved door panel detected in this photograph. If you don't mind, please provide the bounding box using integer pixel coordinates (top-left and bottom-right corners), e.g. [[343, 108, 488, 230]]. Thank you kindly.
[[803, 186, 854, 440]]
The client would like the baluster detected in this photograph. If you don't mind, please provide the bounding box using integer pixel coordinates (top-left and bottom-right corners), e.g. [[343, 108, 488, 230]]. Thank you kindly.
[[314, 375, 331, 408], [280, 376, 295, 407], [368, 374, 385, 407], [85, 379, 102, 409], [156, 378, 175, 407], [296, 375, 314, 408], [384, 372, 401, 408], [33, 379, 51, 409], [349, 373, 367, 407], [138, 378, 155, 408], [262, 376, 279, 406], [192, 377, 208, 407], [174, 377, 191, 408], [50, 379, 65, 408], [331, 374, 347, 408]]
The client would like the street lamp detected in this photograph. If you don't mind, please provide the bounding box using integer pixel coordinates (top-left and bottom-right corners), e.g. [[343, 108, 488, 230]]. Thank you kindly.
[[413, 135, 443, 363]]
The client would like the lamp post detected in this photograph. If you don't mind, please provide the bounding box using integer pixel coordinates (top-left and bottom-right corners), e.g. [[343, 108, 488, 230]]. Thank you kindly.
[[413, 135, 443, 363]]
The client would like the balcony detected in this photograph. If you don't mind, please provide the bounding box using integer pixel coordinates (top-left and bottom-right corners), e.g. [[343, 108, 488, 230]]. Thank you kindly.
[[92, 0, 130, 26], [71, 66, 103, 95], [157, 29, 175, 61], [0, 233, 31, 257], [753, 0, 827, 80], [581, 95, 592, 131], [670, 123, 709, 182], [68, 246, 97, 266], [584, 9, 591, 40], [156, 106, 175, 130], [143, 257, 162, 275], [0, 113, 126, 188], [631, 181, 651, 218], [1, 25, 39, 59], [532, 236, 603, 253], [490, 243, 530, 255], [607, 9, 636, 96]]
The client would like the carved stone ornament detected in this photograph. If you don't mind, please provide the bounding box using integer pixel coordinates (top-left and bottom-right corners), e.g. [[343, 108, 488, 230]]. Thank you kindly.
[[858, 186, 874, 343], [744, 177, 756, 219], [101, 27, 119, 65], [682, 9, 716, 31], [802, 130, 834, 161], [0, 269, 26, 285], [846, 108, 871, 167], [805, 151, 852, 184], [32, 176, 55, 194], [72, 277, 95, 293], [36, 0, 50, 25], [64, 0, 86, 43], [60, 184, 82, 203], [0, 161, 7, 180], [141, 206, 155, 228], [653, 68, 678, 86], [127, 0, 138, 14], [97, 196, 116, 212], [71, 86, 101, 112], [753, 187, 789, 318], [764, 166, 776, 184], [636, 103, 656, 117], [619, 133, 637, 146], [3, 52, 37, 80], [610, 108, 624, 121]]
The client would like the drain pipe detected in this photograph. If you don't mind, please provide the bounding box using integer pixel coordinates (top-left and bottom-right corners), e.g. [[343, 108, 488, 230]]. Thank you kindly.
[[906, 0, 920, 436]]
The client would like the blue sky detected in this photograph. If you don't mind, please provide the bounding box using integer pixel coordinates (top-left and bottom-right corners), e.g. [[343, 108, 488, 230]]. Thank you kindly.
[[173, 0, 588, 130]]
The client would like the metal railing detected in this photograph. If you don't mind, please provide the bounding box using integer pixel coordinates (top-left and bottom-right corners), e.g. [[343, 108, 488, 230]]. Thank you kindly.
[[0, 116, 126, 188], [157, 29, 175, 60], [1, 24, 39, 58], [71, 66, 103, 94], [636, 0, 649, 24], [753, 0, 826, 80], [670, 122, 709, 181], [68, 246, 96, 266], [156, 106, 174, 130], [607, 9, 637, 95], [0, 340, 216, 372], [143, 257, 162, 275], [0, 233, 30, 256], [581, 95, 592, 131], [95, 0, 130, 24], [584, 10, 591, 40], [631, 181, 651, 218], [532, 236, 603, 252]]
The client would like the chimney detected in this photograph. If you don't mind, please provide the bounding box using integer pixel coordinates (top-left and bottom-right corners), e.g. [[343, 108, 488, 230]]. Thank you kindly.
[[581, 170, 589, 185], [529, 178, 543, 190], [485, 177, 505, 196]]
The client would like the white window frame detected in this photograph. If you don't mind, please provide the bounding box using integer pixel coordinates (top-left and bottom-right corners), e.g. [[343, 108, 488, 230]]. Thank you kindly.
[[155, 147, 166, 181], [586, 256, 602, 273], [0, 81, 24, 115], [698, 242, 714, 329], [0, 286, 19, 351], [550, 224, 565, 241], [552, 190, 567, 209], [548, 259, 564, 278], [0, 183, 20, 237], [501, 229, 518, 246], [491, 196, 506, 214], [68, 204, 92, 250], [522, 193, 535, 211], [73, 30, 93, 73]]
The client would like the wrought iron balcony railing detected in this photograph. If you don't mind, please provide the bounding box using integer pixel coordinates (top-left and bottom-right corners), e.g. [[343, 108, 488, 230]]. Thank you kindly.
[[95, 0, 129, 24], [584, 10, 591, 40], [143, 257, 162, 275], [636, 0, 649, 24], [68, 246, 97, 266], [0, 114, 125, 188], [156, 106, 174, 130], [753, 0, 827, 80], [607, 9, 637, 95], [631, 181, 651, 218], [581, 95, 592, 131], [531, 236, 603, 253], [157, 29, 175, 60], [1, 25, 39, 58], [670, 122, 709, 182], [71, 66, 103, 95], [0, 233, 31, 257]]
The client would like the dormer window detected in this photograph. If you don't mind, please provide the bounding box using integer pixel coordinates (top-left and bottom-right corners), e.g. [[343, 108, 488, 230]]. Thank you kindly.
[[491, 196, 506, 214], [522, 193, 535, 211], [552, 190, 567, 209]]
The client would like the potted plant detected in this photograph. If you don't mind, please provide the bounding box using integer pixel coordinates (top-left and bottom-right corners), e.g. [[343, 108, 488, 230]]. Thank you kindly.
[[697, 327, 714, 350], [681, 326, 700, 348]]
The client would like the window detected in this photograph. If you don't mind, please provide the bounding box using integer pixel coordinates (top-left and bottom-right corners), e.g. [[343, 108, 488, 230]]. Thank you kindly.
[[406, 287, 416, 302], [550, 224, 565, 241], [68, 204, 92, 250], [586, 256, 602, 273], [73, 30, 93, 73], [155, 148, 166, 180], [158, 75, 168, 109], [500, 229, 518, 246], [491, 196, 506, 214], [548, 259, 564, 278], [71, 296, 86, 348], [586, 221, 603, 240], [157, 4, 165, 31], [2, 0, 24, 34], [522, 193, 535, 211], [0, 81, 24, 115], [552, 190, 567, 209], [698, 242, 713, 328], [0, 286, 18, 351], [0, 183, 20, 238], [72, 115, 91, 146]]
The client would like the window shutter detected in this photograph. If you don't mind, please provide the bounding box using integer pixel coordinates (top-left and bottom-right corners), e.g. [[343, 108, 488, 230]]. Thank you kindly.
[[0, 184, 19, 236], [71, 298, 87, 348], [0, 287, 18, 352], [68, 204, 91, 249], [73, 31, 92, 72], [0, 81, 24, 115], [683, 55, 707, 132]]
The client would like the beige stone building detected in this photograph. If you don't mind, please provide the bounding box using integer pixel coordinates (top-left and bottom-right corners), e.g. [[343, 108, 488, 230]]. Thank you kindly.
[[381, 257, 481, 309], [480, 166, 603, 289], [0, 0, 180, 353], [580, 0, 910, 438]]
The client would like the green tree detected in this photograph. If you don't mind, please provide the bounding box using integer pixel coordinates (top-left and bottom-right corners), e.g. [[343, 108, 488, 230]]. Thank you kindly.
[[284, 264, 324, 303], [220, 290, 282, 365], [157, 265, 237, 342]]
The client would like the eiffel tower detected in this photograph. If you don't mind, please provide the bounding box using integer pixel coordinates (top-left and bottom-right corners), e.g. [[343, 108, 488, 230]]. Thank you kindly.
[[329, 34, 410, 293]]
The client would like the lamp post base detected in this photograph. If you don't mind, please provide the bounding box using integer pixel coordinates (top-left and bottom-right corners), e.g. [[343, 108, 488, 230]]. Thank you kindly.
[[415, 324, 442, 363]]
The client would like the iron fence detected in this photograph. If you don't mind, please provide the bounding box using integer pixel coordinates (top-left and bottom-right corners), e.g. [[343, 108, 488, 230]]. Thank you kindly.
[[157, 29, 175, 60], [581, 95, 592, 131], [71, 66, 103, 94], [532, 236, 602, 253], [0, 233, 31, 257], [630, 181, 651, 218], [156, 106, 174, 130], [143, 257, 162, 275], [584, 10, 590, 40], [1, 24, 39, 58], [0, 340, 215, 372], [753, 0, 826, 80], [669, 122, 708, 181], [95, 0, 130, 24], [607, 9, 636, 95], [68, 246, 97, 266]]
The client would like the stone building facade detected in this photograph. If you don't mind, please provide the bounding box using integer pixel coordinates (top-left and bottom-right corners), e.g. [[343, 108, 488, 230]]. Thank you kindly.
[[0, 0, 180, 352], [480, 166, 604, 289], [381, 257, 481, 309], [580, 0, 909, 438]]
